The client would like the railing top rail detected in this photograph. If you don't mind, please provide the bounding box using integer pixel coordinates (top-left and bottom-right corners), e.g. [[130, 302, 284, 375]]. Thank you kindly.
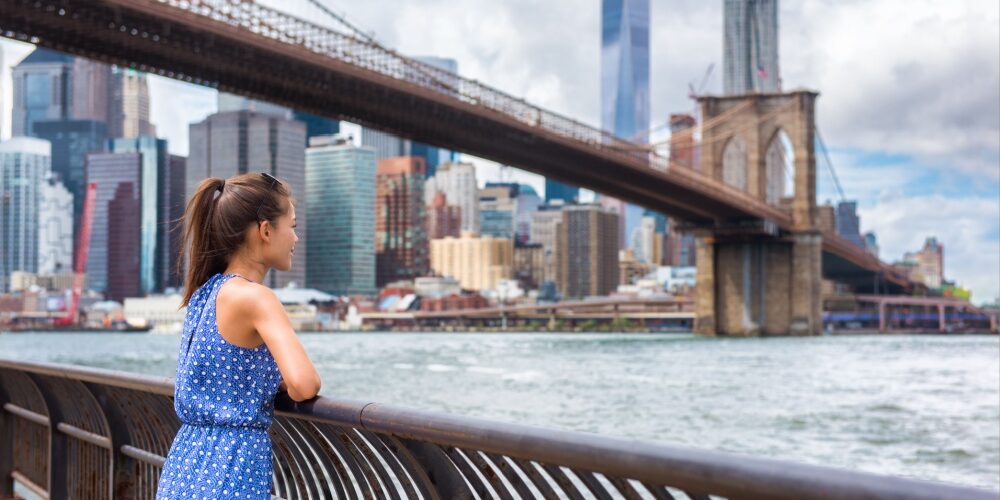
[[1, 357, 994, 500]]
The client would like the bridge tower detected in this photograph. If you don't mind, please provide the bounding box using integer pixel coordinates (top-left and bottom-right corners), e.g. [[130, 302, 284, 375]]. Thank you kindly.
[[693, 90, 822, 336]]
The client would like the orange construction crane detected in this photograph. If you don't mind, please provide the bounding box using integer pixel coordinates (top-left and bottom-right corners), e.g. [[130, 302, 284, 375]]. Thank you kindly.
[[54, 182, 96, 327]]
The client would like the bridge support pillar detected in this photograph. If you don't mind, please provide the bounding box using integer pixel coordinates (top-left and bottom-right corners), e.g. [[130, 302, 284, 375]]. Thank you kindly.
[[938, 304, 946, 333], [695, 232, 822, 336]]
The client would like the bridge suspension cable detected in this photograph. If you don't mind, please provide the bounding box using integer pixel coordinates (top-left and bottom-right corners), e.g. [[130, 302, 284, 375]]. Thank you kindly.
[[815, 126, 847, 202], [302, 0, 377, 43], [296, 0, 464, 96]]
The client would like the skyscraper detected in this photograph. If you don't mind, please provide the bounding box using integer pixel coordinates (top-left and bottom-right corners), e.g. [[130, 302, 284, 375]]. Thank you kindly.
[[216, 91, 339, 147], [188, 110, 307, 288], [425, 161, 479, 234], [531, 202, 565, 286], [479, 183, 519, 240], [304, 135, 377, 296], [38, 175, 74, 275], [361, 128, 411, 160], [108, 137, 167, 294], [429, 233, 513, 291], [0, 49, 4, 138], [633, 215, 661, 265], [835, 200, 864, 249], [723, 0, 780, 95], [72, 57, 111, 125], [11, 49, 74, 137], [863, 232, 879, 258], [85, 152, 142, 299], [601, 0, 650, 249], [164, 155, 187, 290], [427, 192, 461, 240], [33, 119, 108, 256], [0, 138, 51, 292], [514, 184, 542, 244], [375, 156, 429, 287], [557, 204, 620, 298], [108, 68, 156, 138], [11, 48, 111, 137], [903, 237, 945, 289]]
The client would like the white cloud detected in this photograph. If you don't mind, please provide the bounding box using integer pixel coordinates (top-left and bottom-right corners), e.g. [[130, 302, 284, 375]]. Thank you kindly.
[[859, 195, 1000, 304], [782, 0, 1000, 180]]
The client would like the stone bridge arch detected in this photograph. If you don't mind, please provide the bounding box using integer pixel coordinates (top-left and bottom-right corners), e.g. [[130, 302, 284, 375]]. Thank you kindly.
[[699, 91, 817, 230]]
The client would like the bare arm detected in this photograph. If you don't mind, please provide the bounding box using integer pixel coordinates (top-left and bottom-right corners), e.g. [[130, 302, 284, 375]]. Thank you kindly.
[[247, 287, 321, 401]]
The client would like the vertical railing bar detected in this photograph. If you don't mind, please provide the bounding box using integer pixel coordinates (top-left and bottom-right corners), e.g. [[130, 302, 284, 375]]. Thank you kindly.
[[461, 449, 516, 500], [380, 434, 444, 500], [508, 459, 563, 500], [395, 438, 475, 499], [353, 428, 419, 499], [299, 422, 356, 500], [281, 418, 342, 499], [0, 375, 13, 498], [481, 453, 537, 500], [342, 428, 404, 499], [271, 429, 306, 500], [271, 447, 292, 500], [606, 476, 646, 500], [575, 470, 616, 500], [271, 418, 324, 500], [541, 464, 588, 500], [443, 447, 496, 499], [321, 424, 378, 499], [639, 483, 676, 500], [25, 374, 67, 500], [331, 425, 393, 499]]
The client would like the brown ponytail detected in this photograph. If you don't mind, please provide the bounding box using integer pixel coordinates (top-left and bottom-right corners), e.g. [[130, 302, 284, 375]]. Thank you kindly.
[[177, 173, 293, 306]]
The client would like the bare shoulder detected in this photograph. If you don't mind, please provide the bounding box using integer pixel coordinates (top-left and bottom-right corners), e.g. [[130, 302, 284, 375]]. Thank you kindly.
[[217, 278, 282, 315]]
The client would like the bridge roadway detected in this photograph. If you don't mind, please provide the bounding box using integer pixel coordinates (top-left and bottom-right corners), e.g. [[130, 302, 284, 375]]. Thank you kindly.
[[0, 0, 909, 290]]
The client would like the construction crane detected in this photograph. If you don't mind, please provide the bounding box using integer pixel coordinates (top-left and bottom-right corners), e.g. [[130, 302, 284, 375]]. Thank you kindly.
[[54, 182, 96, 327], [687, 63, 715, 104], [637, 63, 716, 148]]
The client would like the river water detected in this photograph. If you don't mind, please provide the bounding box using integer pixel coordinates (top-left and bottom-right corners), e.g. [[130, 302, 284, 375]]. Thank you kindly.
[[0, 331, 997, 491]]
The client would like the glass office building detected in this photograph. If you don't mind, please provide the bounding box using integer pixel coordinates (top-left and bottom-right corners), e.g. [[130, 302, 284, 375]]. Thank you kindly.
[[601, 0, 650, 249], [305, 135, 377, 296]]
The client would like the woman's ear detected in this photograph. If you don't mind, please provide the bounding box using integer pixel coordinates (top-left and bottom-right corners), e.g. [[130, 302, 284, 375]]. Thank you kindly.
[[258, 220, 272, 242]]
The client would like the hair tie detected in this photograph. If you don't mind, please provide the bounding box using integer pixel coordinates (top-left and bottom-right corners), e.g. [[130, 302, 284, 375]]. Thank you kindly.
[[217, 180, 225, 193]]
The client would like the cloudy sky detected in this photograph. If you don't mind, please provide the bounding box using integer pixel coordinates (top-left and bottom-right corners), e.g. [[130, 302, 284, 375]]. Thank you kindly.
[[2, 0, 997, 302]]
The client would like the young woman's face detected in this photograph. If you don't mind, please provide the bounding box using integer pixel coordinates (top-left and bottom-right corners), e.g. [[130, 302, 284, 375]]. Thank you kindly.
[[264, 202, 298, 272]]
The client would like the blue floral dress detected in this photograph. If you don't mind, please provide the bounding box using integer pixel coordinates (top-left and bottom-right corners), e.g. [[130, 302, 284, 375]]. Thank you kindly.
[[158, 273, 283, 499]]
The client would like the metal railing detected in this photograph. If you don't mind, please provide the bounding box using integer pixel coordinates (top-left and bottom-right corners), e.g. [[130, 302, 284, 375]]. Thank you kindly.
[[0, 358, 993, 499]]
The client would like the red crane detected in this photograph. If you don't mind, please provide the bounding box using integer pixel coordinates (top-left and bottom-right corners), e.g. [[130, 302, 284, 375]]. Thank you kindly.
[[54, 182, 96, 327]]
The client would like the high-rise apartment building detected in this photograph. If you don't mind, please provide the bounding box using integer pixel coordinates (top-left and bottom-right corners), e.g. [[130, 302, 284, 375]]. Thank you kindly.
[[723, 0, 780, 94]]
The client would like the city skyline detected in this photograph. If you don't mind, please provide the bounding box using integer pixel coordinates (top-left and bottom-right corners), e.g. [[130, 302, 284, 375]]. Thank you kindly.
[[0, 0, 995, 302]]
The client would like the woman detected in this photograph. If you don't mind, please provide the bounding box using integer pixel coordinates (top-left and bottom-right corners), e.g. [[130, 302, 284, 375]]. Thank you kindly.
[[157, 173, 322, 499]]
